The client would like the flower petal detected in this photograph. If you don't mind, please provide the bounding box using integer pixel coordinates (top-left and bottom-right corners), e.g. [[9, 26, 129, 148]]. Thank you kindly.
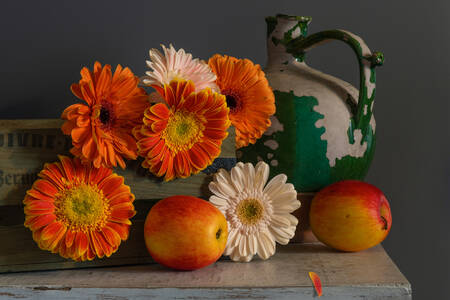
[[269, 224, 295, 245], [248, 234, 257, 255], [26, 200, 55, 211], [230, 162, 245, 193], [239, 234, 249, 257], [75, 231, 89, 257], [110, 203, 136, 220], [95, 231, 113, 257], [224, 229, 239, 256], [214, 168, 233, 187], [229, 246, 242, 262], [32, 179, 58, 197], [149, 103, 170, 119], [95, 64, 112, 97], [263, 174, 288, 197], [270, 214, 292, 228], [254, 161, 269, 192], [209, 195, 229, 208], [151, 120, 168, 133], [88, 166, 113, 184], [39, 163, 65, 189], [71, 127, 90, 143], [98, 174, 125, 196], [188, 145, 209, 170], [242, 162, 255, 188], [65, 229, 76, 248], [309, 272, 323, 297], [106, 222, 130, 240], [25, 214, 56, 231], [48, 225, 67, 252], [101, 226, 121, 248], [256, 231, 276, 260], [26, 189, 53, 202], [209, 181, 236, 199], [90, 231, 105, 258], [108, 191, 135, 207], [41, 222, 63, 241], [272, 191, 301, 212], [86, 241, 96, 261]]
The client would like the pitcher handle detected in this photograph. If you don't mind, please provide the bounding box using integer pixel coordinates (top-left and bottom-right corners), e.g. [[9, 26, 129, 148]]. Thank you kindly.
[[289, 30, 383, 137]]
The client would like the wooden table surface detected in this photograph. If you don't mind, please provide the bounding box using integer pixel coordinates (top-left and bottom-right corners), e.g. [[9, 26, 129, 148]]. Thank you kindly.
[[0, 243, 411, 300]]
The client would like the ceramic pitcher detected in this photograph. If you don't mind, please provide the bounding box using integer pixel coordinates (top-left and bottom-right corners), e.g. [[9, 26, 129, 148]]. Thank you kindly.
[[239, 15, 384, 192]]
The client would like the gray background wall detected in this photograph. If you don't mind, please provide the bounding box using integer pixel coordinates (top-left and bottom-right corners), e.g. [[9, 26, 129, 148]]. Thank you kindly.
[[1, 1, 448, 298]]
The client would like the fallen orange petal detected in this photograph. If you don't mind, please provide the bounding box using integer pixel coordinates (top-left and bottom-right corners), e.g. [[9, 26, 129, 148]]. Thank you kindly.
[[309, 271, 323, 297]]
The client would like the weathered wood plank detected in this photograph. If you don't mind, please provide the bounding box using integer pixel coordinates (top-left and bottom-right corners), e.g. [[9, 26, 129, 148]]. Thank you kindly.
[[0, 286, 413, 300], [0, 244, 412, 300]]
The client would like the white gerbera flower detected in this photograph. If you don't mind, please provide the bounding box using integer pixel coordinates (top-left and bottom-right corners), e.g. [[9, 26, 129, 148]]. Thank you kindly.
[[142, 44, 219, 92], [209, 161, 300, 262]]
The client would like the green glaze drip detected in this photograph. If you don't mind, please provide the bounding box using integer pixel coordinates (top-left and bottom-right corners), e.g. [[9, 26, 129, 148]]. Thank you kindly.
[[345, 94, 357, 144], [283, 24, 302, 44], [239, 90, 297, 184], [240, 92, 331, 192], [239, 90, 376, 192], [356, 64, 376, 143], [293, 95, 330, 191], [270, 16, 311, 62], [331, 126, 376, 182], [347, 119, 356, 144], [298, 20, 309, 37], [290, 30, 383, 145]]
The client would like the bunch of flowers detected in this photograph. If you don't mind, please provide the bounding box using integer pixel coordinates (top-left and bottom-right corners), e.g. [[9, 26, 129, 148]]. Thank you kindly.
[[137, 45, 276, 179], [24, 44, 300, 263], [60, 45, 276, 181]]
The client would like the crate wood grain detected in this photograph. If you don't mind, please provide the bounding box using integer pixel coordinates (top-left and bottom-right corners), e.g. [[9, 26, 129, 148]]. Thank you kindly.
[[0, 243, 412, 300], [0, 119, 236, 205], [0, 119, 236, 272]]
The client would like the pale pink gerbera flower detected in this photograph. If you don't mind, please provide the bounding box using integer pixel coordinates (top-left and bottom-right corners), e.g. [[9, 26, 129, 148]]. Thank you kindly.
[[142, 44, 218, 92]]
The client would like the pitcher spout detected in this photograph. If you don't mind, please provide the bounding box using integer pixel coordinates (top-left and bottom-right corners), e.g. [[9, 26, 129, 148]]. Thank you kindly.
[[266, 14, 312, 66]]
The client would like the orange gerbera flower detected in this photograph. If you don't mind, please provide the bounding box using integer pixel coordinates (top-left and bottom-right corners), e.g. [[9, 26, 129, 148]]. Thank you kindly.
[[133, 80, 230, 181], [208, 55, 276, 149], [24, 155, 136, 261], [62, 61, 149, 169]]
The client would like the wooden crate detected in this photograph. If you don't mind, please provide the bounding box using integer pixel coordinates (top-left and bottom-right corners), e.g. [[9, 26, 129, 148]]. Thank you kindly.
[[0, 119, 315, 273], [0, 119, 236, 273]]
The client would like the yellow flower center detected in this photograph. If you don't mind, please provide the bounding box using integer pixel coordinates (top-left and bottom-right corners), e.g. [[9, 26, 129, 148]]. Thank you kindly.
[[236, 198, 264, 225], [55, 183, 110, 231], [162, 109, 204, 153]]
